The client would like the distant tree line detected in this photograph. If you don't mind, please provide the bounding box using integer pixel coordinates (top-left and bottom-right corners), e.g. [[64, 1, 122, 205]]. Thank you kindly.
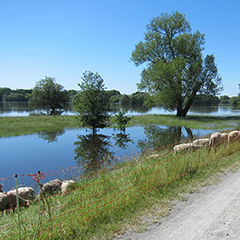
[[0, 87, 77, 103], [191, 94, 239, 106], [1, 86, 239, 108], [0, 86, 150, 106]]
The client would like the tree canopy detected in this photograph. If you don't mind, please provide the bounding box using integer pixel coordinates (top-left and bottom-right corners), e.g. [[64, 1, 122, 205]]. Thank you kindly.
[[28, 77, 67, 115], [131, 11, 223, 117], [73, 71, 110, 134]]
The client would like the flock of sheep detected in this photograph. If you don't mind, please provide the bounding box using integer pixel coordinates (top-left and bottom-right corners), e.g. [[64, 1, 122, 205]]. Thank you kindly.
[[173, 130, 240, 154], [0, 179, 75, 214]]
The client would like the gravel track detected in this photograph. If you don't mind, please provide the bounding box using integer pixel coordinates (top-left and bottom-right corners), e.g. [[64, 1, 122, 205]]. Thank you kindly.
[[118, 168, 240, 240]]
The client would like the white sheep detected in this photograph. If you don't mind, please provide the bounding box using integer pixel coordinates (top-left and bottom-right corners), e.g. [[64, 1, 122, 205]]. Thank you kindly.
[[209, 132, 228, 151], [228, 130, 240, 143], [220, 133, 229, 144], [6, 192, 29, 210], [173, 143, 193, 154], [61, 180, 75, 194], [0, 192, 10, 213], [42, 179, 62, 195], [7, 187, 35, 200], [193, 138, 210, 148]]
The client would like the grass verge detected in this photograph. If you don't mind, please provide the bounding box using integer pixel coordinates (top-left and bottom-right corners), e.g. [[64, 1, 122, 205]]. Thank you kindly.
[[1, 140, 240, 239]]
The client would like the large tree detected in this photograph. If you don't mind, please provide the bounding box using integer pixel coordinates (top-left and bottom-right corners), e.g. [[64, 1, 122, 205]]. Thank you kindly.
[[28, 77, 67, 115], [73, 71, 110, 134], [131, 11, 223, 117]]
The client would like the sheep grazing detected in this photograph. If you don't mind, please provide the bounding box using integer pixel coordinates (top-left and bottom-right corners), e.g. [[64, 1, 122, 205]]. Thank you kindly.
[[7, 187, 35, 201], [42, 179, 62, 195], [1, 189, 30, 213], [209, 132, 221, 149], [193, 138, 210, 148], [61, 180, 75, 194], [220, 133, 229, 144], [228, 130, 240, 143], [7, 192, 29, 210], [0, 192, 10, 213], [173, 143, 193, 154], [209, 132, 228, 151]]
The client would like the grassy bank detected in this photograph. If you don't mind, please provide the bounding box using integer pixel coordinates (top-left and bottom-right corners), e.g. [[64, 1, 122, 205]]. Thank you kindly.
[[1, 140, 240, 239], [1, 114, 240, 138]]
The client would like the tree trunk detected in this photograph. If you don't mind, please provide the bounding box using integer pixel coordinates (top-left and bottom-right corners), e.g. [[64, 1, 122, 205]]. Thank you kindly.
[[176, 97, 184, 117], [185, 127, 194, 141], [176, 89, 198, 118]]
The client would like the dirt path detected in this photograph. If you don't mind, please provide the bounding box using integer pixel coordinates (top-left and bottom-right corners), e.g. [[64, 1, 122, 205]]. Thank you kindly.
[[119, 168, 240, 240]]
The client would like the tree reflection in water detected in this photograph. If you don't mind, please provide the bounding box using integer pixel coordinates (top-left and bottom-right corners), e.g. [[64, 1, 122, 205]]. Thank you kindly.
[[74, 134, 114, 174], [137, 125, 193, 154], [112, 132, 134, 150], [37, 129, 66, 143], [73, 131, 135, 175]]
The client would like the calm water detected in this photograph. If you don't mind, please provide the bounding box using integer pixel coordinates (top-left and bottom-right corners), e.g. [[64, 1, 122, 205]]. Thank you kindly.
[[0, 126, 223, 179], [0, 102, 239, 190], [1, 102, 240, 117]]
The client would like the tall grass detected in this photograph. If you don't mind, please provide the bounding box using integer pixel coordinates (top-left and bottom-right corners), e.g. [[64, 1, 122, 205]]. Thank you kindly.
[[1, 140, 240, 239]]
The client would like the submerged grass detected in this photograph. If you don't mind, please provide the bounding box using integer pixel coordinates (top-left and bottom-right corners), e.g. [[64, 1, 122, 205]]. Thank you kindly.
[[0, 115, 79, 138], [1, 114, 240, 138], [1, 140, 240, 239], [128, 114, 240, 130]]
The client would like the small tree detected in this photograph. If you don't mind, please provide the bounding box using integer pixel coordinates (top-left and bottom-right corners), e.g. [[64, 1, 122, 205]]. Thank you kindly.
[[114, 110, 131, 132], [73, 71, 110, 134], [28, 77, 67, 115]]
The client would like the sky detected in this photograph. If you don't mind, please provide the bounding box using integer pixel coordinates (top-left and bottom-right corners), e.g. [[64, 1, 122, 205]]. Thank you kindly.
[[0, 0, 240, 96]]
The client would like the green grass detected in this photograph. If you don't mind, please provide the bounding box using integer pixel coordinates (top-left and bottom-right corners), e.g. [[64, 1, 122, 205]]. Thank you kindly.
[[1, 114, 240, 138], [128, 114, 240, 129], [2, 140, 240, 239], [0, 115, 79, 138]]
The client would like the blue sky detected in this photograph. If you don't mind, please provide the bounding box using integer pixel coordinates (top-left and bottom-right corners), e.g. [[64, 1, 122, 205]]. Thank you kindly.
[[0, 0, 240, 96]]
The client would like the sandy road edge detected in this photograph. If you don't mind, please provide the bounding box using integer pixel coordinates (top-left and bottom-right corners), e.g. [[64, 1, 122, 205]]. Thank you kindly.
[[114, 167, 240, 240]]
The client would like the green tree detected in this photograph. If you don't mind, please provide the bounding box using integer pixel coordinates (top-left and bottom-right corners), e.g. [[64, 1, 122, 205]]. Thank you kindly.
[[114, 110, 131, 132], [0, 87, 11, 102], [66, 90, 78, 102], [6, 93, 27, 102], [220, 95, 230, 104], [193, 94, 219, 106], [119, 94, 130, 105], [129, 92, 149, 105], [28, 77, 67, 115], [230, 96, 238, 106], [73, 71, 110, 134], [130, 11, 223, 117], [105, 90, 121, 101]]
